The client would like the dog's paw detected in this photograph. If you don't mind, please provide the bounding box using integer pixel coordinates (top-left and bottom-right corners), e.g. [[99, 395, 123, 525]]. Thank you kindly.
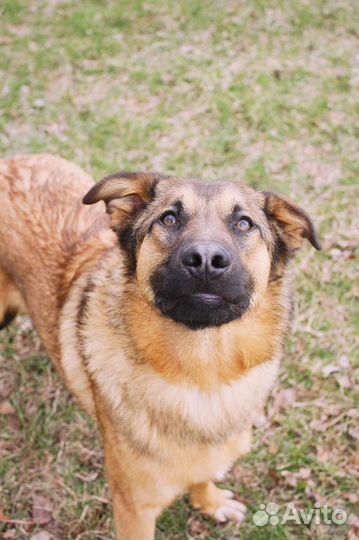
[[191, 483, 247, 524], [209, 489, 247, 524], [213, 496, 247, 523]]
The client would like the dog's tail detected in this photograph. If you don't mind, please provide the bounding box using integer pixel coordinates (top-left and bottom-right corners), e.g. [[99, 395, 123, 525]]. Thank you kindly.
[[0, 265, 25, 330]]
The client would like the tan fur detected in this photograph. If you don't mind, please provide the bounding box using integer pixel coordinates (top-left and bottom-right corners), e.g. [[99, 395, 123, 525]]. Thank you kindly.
[[0, 154, 110, 371], [0, 267, 26, 324], [0, 155, 317, 539], [120, 282, 283, 390]]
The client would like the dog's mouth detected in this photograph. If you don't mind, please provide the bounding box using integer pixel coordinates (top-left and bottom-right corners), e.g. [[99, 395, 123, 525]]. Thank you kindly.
[[155, 293, 250, 330], [186, 293, 225, 306]]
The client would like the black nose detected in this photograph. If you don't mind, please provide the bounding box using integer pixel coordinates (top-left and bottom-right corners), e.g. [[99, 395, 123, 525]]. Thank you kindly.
[[181, 242, 231, 281]]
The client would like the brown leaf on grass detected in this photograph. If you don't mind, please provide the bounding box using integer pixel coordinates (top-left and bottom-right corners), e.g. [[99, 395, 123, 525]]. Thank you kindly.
[[0, 506, 10, 521], [281, 470, 298, 488], [268, 440, 279, 454], [348, 427, 359, 440], [0, 374, 16, 398], [352, 453, 359, 469], [74, 471, 99, 483], [310, 408, 347, 432], [32, 496, 53, 526], [188, 516, 209, 537], [344, 493, 359, 503], [272, 388, 297, 414], [298, 467, 311, 480], [335, 374, 352, 388], [322, 364, 340, 377], [78, 447, 102, 468], [0, 400, 15, 415], [232, 464, 244, 482], [268, 468, 281, 485], [281, 468, 312, 487], [348, 514, 359, 540], [339, 355, 350, 369], [317, 446, 330, 463]]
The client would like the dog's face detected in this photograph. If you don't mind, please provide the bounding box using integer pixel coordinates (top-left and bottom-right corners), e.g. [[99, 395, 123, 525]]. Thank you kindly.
[[83, 173, 320, 329]]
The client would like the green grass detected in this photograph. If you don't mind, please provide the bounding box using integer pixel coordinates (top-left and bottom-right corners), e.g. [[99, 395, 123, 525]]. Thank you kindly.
[[0, 0, 358, 539]]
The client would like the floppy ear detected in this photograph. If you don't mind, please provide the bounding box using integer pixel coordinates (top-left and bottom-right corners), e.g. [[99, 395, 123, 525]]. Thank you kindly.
[[263, 192, 321, 252], [83, 172, 161, 232]]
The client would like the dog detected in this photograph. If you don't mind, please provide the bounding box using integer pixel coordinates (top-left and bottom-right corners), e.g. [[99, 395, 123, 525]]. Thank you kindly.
[[0, 154, 320, 539]]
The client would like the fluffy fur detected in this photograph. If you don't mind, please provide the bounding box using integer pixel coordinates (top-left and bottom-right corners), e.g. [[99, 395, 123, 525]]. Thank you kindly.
[[0, 155, 320, 539]]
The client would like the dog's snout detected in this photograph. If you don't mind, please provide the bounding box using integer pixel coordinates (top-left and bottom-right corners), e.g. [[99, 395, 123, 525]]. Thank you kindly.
[[181, 242, 231, 280]]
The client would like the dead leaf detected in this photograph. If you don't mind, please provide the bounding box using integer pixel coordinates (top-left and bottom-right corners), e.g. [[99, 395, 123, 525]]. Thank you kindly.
[[317, 446, 330, 463], [272, 388, 297, 415], [268, 440, 278, 454], [0, 506, 10, 521], [339, 355, 350, 369], [32, 496, 53, 526], [348, 427, 359, 440], [74, 471, 98, 483], [0, 400, 16, 415], [322, 364, 340, 377], [281, 470, 298, 487], [232, 464, 244, 482], [348, 513, 359, 540], [79, 448, 101, 467], [0, 374, 15, 398], [298, 467, 311, 480], [268, 468, 281, 485], [344, 493, 359, 504], [336, 374, 351, 388], [188, 516, 209, 537]]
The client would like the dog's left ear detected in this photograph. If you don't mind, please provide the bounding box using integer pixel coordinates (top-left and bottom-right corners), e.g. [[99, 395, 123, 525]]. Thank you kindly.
[[83, 172, 160, 231], [263, 192, 321, 252]]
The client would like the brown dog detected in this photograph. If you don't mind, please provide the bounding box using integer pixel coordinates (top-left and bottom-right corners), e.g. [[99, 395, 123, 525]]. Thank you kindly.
[[0, 154, 320, 539]]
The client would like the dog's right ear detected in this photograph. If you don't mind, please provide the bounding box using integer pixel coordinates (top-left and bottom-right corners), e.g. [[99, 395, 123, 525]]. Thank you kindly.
[[83, 172, 161, 232]]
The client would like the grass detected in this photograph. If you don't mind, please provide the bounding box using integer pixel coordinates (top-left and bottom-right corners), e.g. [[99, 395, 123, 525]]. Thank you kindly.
[[0, 0, 358, 539]]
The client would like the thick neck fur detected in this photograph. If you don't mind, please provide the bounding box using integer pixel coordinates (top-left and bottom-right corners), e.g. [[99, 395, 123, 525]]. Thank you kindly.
[[97, 249, 290, 393], [61, 241, 289, 452]]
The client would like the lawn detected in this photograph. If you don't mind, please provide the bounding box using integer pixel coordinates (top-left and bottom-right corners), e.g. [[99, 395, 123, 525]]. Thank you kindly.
[[0, 0, 358, 539]]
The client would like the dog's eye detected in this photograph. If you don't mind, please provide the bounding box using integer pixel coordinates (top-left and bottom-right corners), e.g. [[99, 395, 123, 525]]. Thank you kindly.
[[161, 212, 178, 226], [237, 217, 252, 232]]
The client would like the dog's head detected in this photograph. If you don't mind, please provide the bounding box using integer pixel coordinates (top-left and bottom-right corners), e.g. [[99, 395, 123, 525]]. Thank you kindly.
[[83, 173, 320, 329]]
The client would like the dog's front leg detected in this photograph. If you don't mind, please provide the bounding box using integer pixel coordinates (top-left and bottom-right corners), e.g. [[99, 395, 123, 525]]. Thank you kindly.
[[103, 431, 162, 540], [111, 487, 159, 540], [189, 430, 251, 525]]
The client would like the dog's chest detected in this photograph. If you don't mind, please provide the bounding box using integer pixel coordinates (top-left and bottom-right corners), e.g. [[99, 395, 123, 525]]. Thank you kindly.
[[91, 347, 279, 456], [61, 283, 278, 455]]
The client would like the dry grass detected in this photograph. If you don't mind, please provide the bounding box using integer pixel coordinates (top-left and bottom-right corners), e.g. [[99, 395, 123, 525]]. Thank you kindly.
[[0, 1, 358, 539]]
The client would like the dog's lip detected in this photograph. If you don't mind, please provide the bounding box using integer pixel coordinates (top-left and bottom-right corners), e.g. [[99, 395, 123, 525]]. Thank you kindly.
[[189, 293, 224, 304], [156, 293, 229, 313], [190, 293, 220, 300]]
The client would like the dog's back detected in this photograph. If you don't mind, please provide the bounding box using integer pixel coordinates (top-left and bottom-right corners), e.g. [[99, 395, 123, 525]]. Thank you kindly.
[[0, 154, 110, 364]]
